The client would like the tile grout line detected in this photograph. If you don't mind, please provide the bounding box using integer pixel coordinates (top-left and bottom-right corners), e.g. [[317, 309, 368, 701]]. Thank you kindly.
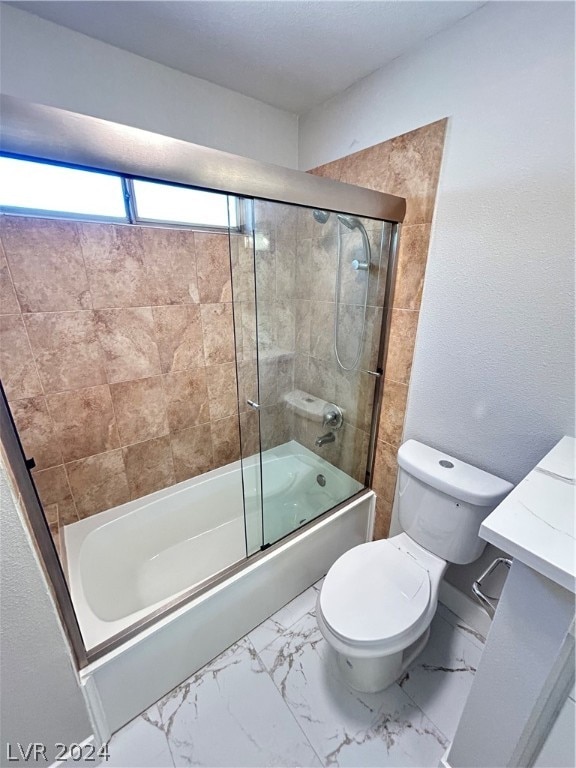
[[14, 301, 235, 315], [99, 373, 128, 508], [396, 610, 485, 746], [40, 397, 81, 524], [252, 586, 321, 653], [392, 675, 452, 750], [246, 634, 327, 768], [154, 367, 179, 491], [7, 237, 84, 525], [436, 606, 487, 651]]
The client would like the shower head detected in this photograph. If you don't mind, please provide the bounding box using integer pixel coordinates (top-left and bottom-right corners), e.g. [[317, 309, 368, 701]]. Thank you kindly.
[[313, 209, 331, 224], [313, 210, 363, 231], [337, 214, 361, 230]]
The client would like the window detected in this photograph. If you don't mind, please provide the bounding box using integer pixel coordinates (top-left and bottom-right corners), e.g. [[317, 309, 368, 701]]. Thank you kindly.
[[0, 154, 235, 230], [0, 155, 126, 220], [132, 179, 235, 229]]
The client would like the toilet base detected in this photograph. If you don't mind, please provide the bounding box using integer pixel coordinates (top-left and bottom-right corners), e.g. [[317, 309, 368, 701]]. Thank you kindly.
[[334, 626, 431, 693], [336, 648, 403, 693]]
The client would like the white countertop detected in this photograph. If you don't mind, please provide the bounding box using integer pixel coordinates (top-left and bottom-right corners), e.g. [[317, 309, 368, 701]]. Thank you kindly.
[[480, 436, 576, 594]]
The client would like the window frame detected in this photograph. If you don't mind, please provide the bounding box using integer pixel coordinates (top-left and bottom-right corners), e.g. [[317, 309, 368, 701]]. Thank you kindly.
[[124, 177, 241, 233], [0, 152, 241, 233]]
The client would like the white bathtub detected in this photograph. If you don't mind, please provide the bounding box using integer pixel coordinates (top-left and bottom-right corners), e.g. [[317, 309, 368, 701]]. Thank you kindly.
[[81, 487, 374, 738], [64, 440, 363, 650]]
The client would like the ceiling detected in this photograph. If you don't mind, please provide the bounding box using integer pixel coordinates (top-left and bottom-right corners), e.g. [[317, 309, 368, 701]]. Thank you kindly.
[[10, 1, 485, 114]]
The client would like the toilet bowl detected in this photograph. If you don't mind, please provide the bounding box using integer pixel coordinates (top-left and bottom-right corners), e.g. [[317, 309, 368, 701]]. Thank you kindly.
[[316, 532, 447, 692], [317, 439, 513, 693]]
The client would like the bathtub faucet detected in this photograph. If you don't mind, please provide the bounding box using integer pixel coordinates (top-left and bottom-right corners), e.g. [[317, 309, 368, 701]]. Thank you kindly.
[[315, 432, 335, 447]]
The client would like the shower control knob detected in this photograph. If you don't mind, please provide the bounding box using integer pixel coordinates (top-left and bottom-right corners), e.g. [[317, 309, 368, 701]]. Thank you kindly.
[[351, 259, 369, 271], [322, 403, 344, 430]]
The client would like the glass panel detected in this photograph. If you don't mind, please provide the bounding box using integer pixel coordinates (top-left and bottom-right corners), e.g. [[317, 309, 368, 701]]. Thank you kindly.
[[0, 155, 126, 219], [1, 189, 249, 653], [230, 199, 264, 556], [252, 201, 391, 547], [132, 178, 235, 228]]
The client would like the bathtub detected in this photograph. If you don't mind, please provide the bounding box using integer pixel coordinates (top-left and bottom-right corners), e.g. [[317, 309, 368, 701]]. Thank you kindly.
[[64, 440, 363, 651], [71, 439, 374, 739]]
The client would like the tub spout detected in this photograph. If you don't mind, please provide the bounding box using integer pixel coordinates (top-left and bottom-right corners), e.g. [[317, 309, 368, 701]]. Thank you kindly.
[[315, 432, 335, 447]]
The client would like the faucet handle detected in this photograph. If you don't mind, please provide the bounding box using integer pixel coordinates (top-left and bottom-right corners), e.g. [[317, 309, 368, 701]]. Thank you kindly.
[[322, 403, 343, 430]]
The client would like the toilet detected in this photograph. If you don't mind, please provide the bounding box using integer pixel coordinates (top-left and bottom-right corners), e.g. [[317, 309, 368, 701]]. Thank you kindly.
[[316, 439, 513, 693]]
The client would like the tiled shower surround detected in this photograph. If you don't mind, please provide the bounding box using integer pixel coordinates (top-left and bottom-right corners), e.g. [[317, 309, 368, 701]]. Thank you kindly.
[[0, 216, 239, 538], [239, 119, 447, 521], [0, 118, 445, 550], [310, 118, 447, 538], [231, 203, 386, 485]]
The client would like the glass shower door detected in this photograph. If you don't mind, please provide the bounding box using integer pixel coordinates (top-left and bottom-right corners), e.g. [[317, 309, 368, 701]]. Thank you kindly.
[[230, 207, 264, 556], [250, 200, 392, 547]]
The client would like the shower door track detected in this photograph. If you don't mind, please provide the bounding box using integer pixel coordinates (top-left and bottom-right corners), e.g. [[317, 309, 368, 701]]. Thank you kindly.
[[0, 95, 405, 223]]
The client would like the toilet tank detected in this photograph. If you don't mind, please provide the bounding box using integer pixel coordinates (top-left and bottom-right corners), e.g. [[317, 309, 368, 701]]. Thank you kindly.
[[397, 440, 513, 564]]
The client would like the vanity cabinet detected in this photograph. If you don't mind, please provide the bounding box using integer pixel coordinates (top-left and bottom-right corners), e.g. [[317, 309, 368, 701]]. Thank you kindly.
[[444, 437, 575, 768]]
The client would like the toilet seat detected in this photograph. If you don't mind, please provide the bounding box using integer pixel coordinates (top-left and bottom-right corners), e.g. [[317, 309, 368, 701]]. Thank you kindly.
[[319, 540, 431, 650]]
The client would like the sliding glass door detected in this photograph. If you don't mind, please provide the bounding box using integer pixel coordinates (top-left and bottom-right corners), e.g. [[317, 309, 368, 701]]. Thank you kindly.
[[233, 197, 392, 551]]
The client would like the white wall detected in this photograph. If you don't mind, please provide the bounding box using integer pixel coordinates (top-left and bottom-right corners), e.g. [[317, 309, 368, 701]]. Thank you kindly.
[[0, 4, 299, 168], [300, 1, 575, 486], [0, 460, 93, 763]]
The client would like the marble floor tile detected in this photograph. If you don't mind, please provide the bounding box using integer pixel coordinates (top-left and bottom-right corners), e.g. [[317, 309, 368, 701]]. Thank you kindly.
[[258, 612, 448, 767], [398, 612, 484, 741], [106, 588, 484, 768], [248, 581, 322, 654], [248, 614, 290, 656], [436, 602, 487, 651], [151, 637, 321, 767], [105, 704, 174, 768]]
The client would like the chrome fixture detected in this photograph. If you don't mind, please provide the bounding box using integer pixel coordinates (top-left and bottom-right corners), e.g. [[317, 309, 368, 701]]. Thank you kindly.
[[472, 557, 512, 618], [312, 208, 362, 229], [313, 209, 331, 224], [334, 215, 372, 371], [337, 214, 360, 230], [246, 399, 261, 411], [315, 432, 336, 447], [323, 403, 344, 430], [311, 209, 373, 371], [313, 211, 369, 234]]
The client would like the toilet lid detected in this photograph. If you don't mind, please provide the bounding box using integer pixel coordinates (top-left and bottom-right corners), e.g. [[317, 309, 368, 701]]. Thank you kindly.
[[319, 540, 431, 645]]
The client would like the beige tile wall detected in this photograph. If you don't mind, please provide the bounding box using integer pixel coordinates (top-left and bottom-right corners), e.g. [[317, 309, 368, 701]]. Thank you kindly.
[[290, 213, 388, 482], [234, 201, 388, 485], [309, 118, 448, 537], [230, 205, 298, 457], [0, 216, 240, 534]]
